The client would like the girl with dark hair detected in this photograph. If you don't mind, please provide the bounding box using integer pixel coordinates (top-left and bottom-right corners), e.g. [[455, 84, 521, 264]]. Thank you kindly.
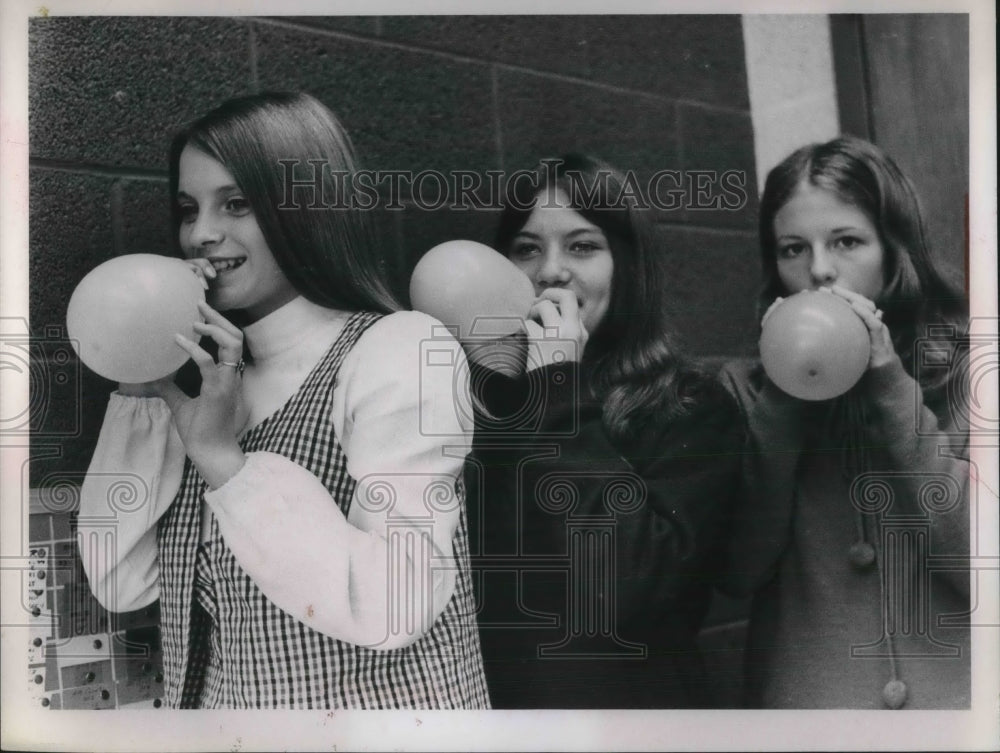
[[719, 135, 970, 709], [464, 154, 743, 708], [78, 92, 489, 709]]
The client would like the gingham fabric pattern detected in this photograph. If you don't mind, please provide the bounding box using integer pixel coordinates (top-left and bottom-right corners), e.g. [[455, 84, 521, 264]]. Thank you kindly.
[[157, 311, 490, 708], [191, 541, 225, 707]]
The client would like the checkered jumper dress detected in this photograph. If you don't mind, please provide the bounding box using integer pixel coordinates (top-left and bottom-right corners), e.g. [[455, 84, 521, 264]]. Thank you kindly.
[[156, 311, 490, 708]]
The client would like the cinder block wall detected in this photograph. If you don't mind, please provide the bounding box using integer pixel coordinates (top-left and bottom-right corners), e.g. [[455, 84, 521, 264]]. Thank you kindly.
[[29, 15, 759, 485]]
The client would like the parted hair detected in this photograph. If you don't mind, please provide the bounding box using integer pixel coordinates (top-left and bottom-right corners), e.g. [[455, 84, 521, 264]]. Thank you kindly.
[[495, 153, 706, 441], [169, 91, 400, 315], [758, 136, 968, 398]]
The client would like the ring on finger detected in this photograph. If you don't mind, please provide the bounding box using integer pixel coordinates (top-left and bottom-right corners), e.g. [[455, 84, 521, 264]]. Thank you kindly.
[[218, 358, 246, 376], [874, 309, 884, 320]]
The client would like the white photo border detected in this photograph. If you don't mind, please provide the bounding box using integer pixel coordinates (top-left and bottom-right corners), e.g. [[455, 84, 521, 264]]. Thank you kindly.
[[2, 1, 996, 751]]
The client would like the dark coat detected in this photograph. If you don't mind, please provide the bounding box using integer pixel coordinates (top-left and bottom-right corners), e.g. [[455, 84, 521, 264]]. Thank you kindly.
[[466, 356, 743, 708]]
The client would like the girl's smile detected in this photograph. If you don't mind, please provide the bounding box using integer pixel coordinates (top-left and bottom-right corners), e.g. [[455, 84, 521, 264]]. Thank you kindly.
[[506, 188, 614, 335], [177, 145, 297, 322]]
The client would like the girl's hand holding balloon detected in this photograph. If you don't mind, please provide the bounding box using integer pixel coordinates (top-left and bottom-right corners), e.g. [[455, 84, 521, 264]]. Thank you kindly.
[[155, 301, 249, 489], [526, 287, 588, 368], [825, 285, 896, 369]]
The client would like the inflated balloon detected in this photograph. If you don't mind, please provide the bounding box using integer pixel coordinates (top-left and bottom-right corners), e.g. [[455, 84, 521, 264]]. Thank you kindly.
[[67, 254, 205, 383], [410, 240, 535, 339], [760, 290, 871, 401]]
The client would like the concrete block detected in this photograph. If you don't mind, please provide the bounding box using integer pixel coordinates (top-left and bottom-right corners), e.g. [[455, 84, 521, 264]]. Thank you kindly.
[[497, 69, 679, 188], [30, 17, 252, 169], [654, 223, 760, 357], [380, 15, 749, 108], [114, 178, 175, 258], [253, 22, 497, 194], [29, 169, 116, 333], [677, 104, 758, 229]]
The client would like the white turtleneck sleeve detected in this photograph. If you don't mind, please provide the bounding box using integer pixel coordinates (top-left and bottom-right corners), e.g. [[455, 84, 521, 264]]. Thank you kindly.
[[79, 301, 473, 650], [78, 394, 186, 612]]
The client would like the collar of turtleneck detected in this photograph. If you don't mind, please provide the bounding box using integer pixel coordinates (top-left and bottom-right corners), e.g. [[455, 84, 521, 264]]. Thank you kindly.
[[241, 296, 350, 363]]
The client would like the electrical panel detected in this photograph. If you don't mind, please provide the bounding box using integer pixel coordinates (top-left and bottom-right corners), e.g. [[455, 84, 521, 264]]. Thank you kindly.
[[26, 510, 165, 710]]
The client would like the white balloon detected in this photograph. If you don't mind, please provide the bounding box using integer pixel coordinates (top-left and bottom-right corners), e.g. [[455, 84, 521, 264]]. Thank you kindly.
[[410, 240, 535, 340], [67, 254, 205, 383], [760, 290, 871, 401]]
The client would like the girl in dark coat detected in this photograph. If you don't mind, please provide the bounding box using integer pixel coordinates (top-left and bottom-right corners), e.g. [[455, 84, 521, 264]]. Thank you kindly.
[[464, 154, 743, 708]]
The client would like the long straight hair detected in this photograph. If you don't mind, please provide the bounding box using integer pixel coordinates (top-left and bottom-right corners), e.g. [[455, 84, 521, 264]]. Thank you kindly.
[[168, 91, 399, 314], [758, 136, 967, 398], [495, 154, 703, 441]]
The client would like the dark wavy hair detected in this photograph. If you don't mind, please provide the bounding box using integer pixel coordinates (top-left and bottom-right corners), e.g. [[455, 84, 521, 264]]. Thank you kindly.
[[495, 154, 703, 441], [758, 136, 968, 397], [168, 91, 399, 315]]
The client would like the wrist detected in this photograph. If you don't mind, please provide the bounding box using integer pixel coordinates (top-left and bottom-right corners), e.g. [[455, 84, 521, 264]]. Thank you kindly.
[[191, 443, 247, 490]]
